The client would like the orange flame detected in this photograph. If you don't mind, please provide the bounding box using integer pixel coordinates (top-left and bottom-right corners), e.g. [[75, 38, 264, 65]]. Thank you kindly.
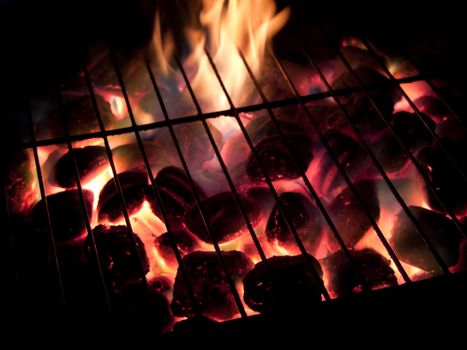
[[153, 0, 290, 110]]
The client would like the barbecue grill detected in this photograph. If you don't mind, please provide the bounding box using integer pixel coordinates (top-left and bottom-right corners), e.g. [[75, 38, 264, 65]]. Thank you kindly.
[[2, 0, 466, 337]]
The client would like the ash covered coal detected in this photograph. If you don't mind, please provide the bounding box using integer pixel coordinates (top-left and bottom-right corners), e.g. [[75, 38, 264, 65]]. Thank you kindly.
[[328, 180, 380, 247], [52, 146, 108, 188], [154, 230, 198, 265], [245, 114, 313, 181], [266, 192, 323, 254], [185, 192, 261, 244], [148, 166, 206, 226], [97, 170, 148, 222], [31, 189, 94, 242], [161, 121, 224, 168], [84, 224, 149, 293], [243, 254, 323, 314], [322, 248, 397, 297], [171, 251, 253, 319], [390, 206, 462, 271]]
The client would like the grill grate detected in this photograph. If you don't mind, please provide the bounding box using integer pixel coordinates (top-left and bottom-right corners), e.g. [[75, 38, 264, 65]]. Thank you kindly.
[[3, 0, 466, 333]]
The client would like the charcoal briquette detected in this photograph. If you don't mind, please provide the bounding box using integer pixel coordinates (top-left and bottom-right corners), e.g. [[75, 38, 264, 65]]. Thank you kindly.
[[322, 248, 397, 297], [315, 130, 375, 191], [414, 95, 449, 119], [328, 180, 380, 247], [31, 189, 94, 242], [266, 192, 323, 253], [243, 254, 323, 314], [247, 133, 313, 181], [149, 166, 206, 225], [52, 146, 108, 188], [171, 251, 253, 319], [417, 139, 467, 215], [390, 111, 435, 150], [390, 206, 463, 271], [5, 150, 36, 215], [332, 68, 399, 129], [245, 115, 313, 181], [185, 192, 261, 244], [84, 224, 149, 293], [97, 170, 148, 222], [155, 230, 198, 265], [44, 95, 115, 138]]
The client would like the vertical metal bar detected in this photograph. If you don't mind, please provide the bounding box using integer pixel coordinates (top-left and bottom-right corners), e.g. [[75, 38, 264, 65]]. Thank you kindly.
[[149, 57, 247, 317], [394, 44, 465, 125], [311, 27, 466, 237], [236, 49, 411, 284], [109, 45, 248, 317], [359, 37, 467, 181], [105, 48, 201, 316], [270, 43, 451, 275], [202, 47, 371, 293], [25, 99, 67, 309], [81, 63, 150, 293], [54, 84, 112, 311]]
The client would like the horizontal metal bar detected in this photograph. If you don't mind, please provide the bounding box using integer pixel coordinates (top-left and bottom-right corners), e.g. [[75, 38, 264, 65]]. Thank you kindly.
[[16, 75, 425, 150]]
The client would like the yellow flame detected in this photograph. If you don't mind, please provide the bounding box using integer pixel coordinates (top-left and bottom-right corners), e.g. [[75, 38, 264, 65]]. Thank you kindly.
[[152, 0, 290, 110]]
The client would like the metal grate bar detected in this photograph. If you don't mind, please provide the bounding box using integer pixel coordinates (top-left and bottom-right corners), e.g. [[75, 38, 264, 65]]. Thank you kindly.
[[316, 26, 466, 238], [144, 52, 253, 317], [359, 38, 467, 182], [203, 48, 334, 297], [15, 75, 425, 151], [308, 22, 467, 236], [292, 26, 453, 273], [25, 98, 67, 309], [82, 62, 151, 295], [237, 48, 411, 284], [394, 43, 466, 125], [55, 84, 112, 311], [173, 53, 268, 313], [109, 48, 201, 316]]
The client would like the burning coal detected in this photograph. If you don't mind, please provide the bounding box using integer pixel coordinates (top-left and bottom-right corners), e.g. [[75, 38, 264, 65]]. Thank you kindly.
[[5, 0, 467, 333]]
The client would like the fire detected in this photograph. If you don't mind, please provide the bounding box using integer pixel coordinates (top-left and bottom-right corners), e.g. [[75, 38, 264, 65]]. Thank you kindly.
[[13, 0, 467, 328], [152, 0, 290, 110], [394, 81, 432, 112]]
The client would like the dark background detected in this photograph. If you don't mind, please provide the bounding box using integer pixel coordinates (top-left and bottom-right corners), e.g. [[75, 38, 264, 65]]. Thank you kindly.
[[0, 0, 465, 338], [1, 0, 465, 148], [0, 0, 465, 87]]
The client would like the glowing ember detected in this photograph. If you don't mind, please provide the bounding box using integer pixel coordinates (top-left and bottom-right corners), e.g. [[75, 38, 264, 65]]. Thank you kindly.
[[7, 0, 466, 332]]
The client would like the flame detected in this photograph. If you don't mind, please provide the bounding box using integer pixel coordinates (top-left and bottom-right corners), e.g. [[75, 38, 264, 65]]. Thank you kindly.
[[394, 81, 432, 112], [152, 0, 290, 110], [82, 167, 114, 214], [108, 95, 127, 120]]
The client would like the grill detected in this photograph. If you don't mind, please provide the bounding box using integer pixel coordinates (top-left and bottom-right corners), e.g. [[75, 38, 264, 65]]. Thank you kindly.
[[2, 0, 466, 337]]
